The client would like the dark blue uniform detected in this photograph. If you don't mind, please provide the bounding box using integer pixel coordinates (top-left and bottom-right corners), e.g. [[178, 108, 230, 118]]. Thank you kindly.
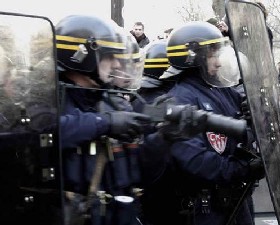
[[141, 73, 255, 225], [132, 81, 176, 183], [133, 84, 178, 225], [60, 87, 142, 225], [132, 87, 170, 113]]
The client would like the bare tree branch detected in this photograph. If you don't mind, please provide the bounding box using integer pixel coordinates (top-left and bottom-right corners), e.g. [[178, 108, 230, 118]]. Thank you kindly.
[[176, 0, 215, 22]]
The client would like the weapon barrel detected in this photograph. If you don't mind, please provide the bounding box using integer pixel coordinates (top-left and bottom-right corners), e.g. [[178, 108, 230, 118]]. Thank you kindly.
[[200, 111, 247, 141]]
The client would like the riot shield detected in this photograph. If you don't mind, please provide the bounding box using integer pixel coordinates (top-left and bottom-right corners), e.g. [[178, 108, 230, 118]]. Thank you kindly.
[[0, 13, 63, 224], [226, 0, 280, 222]]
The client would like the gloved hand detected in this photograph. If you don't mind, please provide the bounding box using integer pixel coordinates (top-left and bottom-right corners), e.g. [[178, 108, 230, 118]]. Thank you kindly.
[[151, 95, 208, 141], [246, 157, 265, 181], [151, 95, 181, 141], [157, 105, 208, 141], [156, 121, 184, 142], [105, 111, 151, 141], [179, 105, 208, 137], [234, 143, 258, 161]]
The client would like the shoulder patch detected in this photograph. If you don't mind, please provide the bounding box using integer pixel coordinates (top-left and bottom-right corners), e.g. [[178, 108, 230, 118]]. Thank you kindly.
[[206, 132, 227, 154]]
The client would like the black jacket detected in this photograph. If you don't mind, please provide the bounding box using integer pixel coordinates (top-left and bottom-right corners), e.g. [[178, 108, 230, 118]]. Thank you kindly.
[[130, 30, 150, 48]]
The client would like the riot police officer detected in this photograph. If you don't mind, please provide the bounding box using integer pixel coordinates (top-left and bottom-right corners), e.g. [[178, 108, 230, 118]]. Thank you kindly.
[[129, 38, 179, 224], [55, 14, 151, 225], [132, 39, 178, 113], [140, 21, 265, 225]]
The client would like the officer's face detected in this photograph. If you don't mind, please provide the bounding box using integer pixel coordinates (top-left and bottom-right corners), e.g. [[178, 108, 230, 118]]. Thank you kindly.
[[133, 25, 144, 37], [112, 61, 135, 89], [207, 50, 222, 76], [203, 45, 241, 88], [99, 54, 121, 84]]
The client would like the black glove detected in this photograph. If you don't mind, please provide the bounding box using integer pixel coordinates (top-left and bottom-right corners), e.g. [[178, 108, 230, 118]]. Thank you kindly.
[[247, 157, 265, 181], [179, 105, 208, 137], [151, 95, 183, 141], [151, 95, 208, 141], [157, 105, 208, 141], [234, 143, 258, 161], [156, 121, 184, 142], [105, 111, 151, 141]]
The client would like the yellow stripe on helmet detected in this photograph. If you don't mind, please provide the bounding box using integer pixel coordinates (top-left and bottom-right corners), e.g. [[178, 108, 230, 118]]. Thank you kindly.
[[145, 58, 168, 63], [56, 35, 87, 43], [56, 35, 125, 49], [144, 64, 169, 68], [114, 52, 141, 59], [194, 36, 229, 46], [167, 52, 189, 57], [96, 40, 125, 49], [167, 44, 187, 51], [167, 36, 229, 52], [166, 36, 229, 58], [56, 43, 80, 50]]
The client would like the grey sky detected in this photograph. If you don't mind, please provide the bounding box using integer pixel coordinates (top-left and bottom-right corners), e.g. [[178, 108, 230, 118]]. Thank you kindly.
[[0, 0, 215, 39]]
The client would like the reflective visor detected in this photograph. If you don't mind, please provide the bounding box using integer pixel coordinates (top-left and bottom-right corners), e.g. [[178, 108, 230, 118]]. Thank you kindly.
[[110, 38, 145, 90]]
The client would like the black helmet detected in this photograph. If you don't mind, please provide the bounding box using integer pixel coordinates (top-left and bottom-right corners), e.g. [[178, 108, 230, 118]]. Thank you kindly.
[[141, 39, 169, 88], [167, 21, 227, 69], [167, 21, 240, 87], [55, 15, 126, 81]]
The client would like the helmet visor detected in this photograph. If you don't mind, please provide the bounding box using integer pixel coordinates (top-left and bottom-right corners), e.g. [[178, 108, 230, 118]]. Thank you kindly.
[[111, 41, 145, 90], [95, 38, 126, 85], [200, 40, 241, 87]]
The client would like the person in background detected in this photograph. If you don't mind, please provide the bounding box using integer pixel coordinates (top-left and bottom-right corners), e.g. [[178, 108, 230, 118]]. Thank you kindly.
[[130, 21, 150, 48], [206, 17, 230, 37]]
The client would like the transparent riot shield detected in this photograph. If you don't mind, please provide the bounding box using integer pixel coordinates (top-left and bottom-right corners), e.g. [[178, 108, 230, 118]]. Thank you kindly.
[[226, 0, 280, 222], [0, 13, 63, 224]]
